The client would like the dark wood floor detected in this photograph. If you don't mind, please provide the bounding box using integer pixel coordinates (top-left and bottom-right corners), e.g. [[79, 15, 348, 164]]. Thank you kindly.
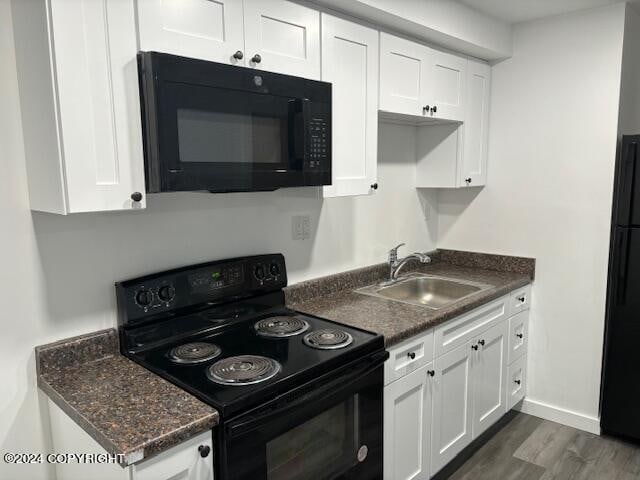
[[446, 413, 640, 480]]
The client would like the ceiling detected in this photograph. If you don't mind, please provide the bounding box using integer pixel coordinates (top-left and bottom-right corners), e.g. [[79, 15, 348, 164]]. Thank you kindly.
[[458, 0, 628, 24]]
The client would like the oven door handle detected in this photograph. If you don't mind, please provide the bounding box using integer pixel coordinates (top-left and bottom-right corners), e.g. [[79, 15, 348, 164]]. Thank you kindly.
[[227, 351, 387, 439]]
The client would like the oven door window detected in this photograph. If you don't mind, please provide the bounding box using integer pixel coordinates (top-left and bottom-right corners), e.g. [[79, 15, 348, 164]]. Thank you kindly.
[[266, 397, 358, 480], [158, 82, 306, 191]]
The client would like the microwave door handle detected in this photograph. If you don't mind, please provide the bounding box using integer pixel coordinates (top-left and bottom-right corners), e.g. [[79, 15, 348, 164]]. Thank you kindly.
[[290, 98, 309, 166], [227, 354, 385, 439]]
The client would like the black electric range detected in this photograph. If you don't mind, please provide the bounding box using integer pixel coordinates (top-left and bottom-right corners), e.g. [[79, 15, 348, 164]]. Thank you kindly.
[[116, 254, 386, 480]]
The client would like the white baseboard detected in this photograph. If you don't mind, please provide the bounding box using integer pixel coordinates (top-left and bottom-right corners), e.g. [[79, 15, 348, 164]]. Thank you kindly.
[[516, 397, 601, 435]]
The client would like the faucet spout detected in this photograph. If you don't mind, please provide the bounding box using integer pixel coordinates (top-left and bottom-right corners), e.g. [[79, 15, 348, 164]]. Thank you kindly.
[[385, 244, 432, 283]]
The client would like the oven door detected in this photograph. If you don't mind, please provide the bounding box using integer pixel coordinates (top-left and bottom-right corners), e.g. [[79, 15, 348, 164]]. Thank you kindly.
[[218, 353, 385, 480]]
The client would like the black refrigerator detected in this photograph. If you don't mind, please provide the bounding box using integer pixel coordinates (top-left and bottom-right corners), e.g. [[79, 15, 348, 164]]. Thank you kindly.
[[601, 134, 640, 439]]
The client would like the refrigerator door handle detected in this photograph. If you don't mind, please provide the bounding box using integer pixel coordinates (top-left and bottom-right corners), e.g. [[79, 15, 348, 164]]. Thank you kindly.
[[617, 229, 631, 306], [618, 141, 638, 226]]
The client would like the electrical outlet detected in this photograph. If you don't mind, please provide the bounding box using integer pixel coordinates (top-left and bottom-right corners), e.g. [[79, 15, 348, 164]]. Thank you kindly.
[[292, 215, 311, 240]]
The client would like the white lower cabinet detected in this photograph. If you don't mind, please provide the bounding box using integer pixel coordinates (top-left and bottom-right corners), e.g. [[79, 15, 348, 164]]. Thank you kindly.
[[507, 354, 527, 410], [431, 342, 474, 474], [47, 399, 213, 480], [384, 364, 433, 480], [132, 432, 214, 480], [471, 321, 508, 439], [384, 285, 530, 479]]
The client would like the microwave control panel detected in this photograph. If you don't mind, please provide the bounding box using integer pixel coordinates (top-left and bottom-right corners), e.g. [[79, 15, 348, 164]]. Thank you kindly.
[[308, 117, 328, 169]]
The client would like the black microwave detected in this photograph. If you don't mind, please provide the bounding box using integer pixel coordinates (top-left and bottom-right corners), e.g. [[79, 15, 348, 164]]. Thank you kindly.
[[137, 52, 331, 193]]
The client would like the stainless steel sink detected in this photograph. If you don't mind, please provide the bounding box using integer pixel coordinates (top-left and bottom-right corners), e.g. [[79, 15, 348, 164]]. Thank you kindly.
[[356, 274, 491, 309]]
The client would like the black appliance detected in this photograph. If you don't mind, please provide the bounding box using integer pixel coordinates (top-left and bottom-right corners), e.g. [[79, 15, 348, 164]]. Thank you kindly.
[[601, 135, 640, 440], [116, 254, 386, 480], [137, 52, 332, 193]]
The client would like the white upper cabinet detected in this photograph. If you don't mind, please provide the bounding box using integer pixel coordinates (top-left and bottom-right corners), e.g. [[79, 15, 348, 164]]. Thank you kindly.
[[12, 0, 145, 214], [243, 0, 320, 79], [321, 14, 379, 197], [460, 59, 491, 187], [429, 50, 467, 122], [137, 0, 320, 79], [415, 58, 491, 189], [380, 33, 467, 122], [379, 33, 431, 117], [137, 0, 246, 65]]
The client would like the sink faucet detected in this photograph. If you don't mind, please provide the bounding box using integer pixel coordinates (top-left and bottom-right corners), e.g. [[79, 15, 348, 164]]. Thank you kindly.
[[387, 243, 431, 283]]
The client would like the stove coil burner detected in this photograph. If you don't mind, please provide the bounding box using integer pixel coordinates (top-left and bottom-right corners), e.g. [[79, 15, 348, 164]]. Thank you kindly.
[[254, 316, 310, 338], [303, 329, 354, 350], [168, 342, 222, 365], [207, 355, 281, 386]]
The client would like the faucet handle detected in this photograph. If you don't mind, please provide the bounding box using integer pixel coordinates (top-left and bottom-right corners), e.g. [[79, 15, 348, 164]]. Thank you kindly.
[[389, 243, 406, 264]]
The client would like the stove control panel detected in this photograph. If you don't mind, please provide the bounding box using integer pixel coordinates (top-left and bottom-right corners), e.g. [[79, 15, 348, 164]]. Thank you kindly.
[[251, 259, 285, 288], [116, 254, 287, 325], [188, 264, 243, 294], [131, 280, 177, 313]]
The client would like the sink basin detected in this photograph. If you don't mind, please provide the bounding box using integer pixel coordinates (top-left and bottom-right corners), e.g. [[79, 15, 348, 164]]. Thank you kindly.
[[356, 274, 490, 309]]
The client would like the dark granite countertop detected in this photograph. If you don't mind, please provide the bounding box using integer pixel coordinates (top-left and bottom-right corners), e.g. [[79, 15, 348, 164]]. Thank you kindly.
[[286, 250, 534, 347], [36, 330, 218, 466], [35, 249, 533, 467]]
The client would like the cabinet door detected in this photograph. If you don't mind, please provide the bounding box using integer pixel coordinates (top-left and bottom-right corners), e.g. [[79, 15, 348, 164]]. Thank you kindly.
[[427, 50, 467, 122], [460, 59, 490, 187], [321, 15, 378, 197], [243, 0, 320, 79], [431, 343, 473, 475], [471, 321, 508, 439], [507, 355, 527, 410], [50, 0, 146, 212], [379, 33, 431, 117], [508, 310, 529, 364], [132, 431, 213, 480], [137, 0, 245, 65], [384, 365, 432, 480]]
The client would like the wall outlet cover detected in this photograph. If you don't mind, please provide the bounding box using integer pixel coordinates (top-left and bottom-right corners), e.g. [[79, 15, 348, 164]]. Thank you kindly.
[[292, 215, 311, 240]]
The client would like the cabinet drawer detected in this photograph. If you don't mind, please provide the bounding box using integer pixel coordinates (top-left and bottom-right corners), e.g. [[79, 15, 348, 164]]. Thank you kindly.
[[385, 330, 434, 385], [509, 285, 531, 315], [434, 296, 508, 358], [508, 310, 529, 363], [506, 355, 527, 411]]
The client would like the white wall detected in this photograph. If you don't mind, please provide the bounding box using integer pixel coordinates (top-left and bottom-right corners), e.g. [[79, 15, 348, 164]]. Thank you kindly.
[[437, 4, 627, 433], [0, 2, 434, 477]]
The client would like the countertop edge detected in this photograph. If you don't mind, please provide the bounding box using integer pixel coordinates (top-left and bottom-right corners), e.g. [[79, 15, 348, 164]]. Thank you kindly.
[[38, 373, 219, 467]]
